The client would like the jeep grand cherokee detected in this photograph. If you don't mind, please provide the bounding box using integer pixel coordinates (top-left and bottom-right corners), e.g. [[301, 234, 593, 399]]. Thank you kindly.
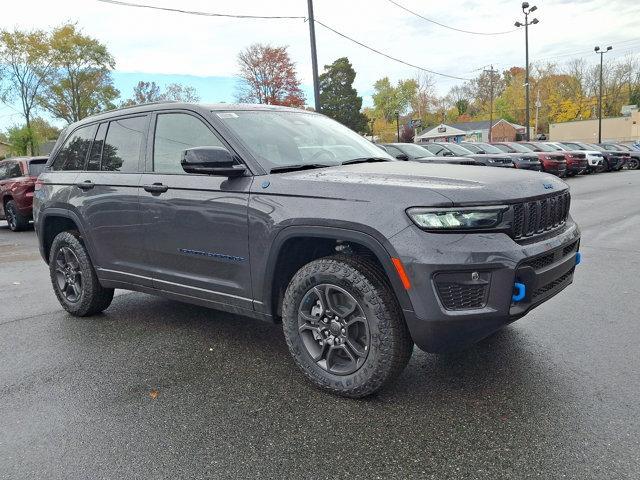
[[33, 102, 581, 398]]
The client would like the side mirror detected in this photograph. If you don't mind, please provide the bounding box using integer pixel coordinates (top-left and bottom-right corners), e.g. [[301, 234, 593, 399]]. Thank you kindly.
[[396, 153, 409, 161], [181, 146, 246, 177]]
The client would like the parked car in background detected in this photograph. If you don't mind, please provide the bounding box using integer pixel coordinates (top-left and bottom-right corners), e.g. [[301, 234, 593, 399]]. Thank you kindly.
[[420, 142, 514, 168], [491, 141, 566, 177], [619, 141, 640, 151], [460, 142, 541, 170], [560, 142, 627, 172], [0, 156, 48, 231], [586, 143, 630, 172], [599, 143, 639, 170], [548, 142, 604, 173], [382, 143, 484, 166], [519, 141, 588, 176]]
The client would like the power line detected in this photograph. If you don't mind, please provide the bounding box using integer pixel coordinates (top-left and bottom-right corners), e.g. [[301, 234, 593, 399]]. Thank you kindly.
[[314, 20, 470, 80], [96, 0, 306, 19], [385, 0, 518, 36], [96, 0, 471, 81]]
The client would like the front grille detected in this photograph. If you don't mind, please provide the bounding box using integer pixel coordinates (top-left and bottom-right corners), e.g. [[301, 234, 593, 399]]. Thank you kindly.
[[574, 153, 585, 159], [552, 155, 566, 161], [436, 282, 487, 310], [532, 268, 574, 299], [511, 192, 571, 241]]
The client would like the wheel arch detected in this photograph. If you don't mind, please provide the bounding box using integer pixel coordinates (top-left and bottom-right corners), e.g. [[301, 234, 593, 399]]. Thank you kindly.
[[39, 209, 95, 264], [262, 225, 412, 320]]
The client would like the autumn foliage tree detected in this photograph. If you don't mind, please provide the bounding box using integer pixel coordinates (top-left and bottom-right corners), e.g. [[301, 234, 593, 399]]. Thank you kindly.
[[236, 43, 305, 107]]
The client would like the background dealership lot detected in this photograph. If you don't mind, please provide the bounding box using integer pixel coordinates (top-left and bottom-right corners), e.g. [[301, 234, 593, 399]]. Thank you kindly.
[[1, 170, 638, 479]]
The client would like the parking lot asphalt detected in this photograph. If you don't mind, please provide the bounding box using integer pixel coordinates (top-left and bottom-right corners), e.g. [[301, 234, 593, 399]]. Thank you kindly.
[[1, 171, 639, 480]]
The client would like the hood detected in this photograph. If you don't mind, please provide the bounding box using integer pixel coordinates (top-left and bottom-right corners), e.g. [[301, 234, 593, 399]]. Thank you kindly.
[[265, 162, 568, 206]]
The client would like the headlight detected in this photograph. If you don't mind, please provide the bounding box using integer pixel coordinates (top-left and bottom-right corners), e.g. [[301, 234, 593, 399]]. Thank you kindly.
[[407, 206, 507, 230]]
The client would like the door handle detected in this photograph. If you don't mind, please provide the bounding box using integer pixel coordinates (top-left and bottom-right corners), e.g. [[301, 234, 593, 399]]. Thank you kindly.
[[76, 180, 95, 190], [143, 183, 169, 194]]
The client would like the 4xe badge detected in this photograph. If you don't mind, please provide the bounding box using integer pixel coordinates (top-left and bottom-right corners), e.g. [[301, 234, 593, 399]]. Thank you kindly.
[[543, 183, 554, 190]]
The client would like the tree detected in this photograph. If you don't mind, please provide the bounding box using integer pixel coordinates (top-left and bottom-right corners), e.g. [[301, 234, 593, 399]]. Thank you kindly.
[[236, 43, 305, 107], [121, 81, 200, 107], [39, 24, 119, 123], [0, 28, 55, 154], [372, 77, 417, 121], [6, 125, 34, 156], [318, 57, 368, 132]]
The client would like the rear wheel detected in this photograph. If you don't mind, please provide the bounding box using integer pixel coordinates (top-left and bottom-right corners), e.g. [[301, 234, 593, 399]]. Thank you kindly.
[[282, 255, 413, 398], [5, 200, 29, 232], [49, 231, 114, 316], [627, 158, 638, 170]]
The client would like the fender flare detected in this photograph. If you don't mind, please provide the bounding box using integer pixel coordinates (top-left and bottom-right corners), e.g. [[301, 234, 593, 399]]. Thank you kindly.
[[38, 208, 97, 264], [261, 225, 413, 315]]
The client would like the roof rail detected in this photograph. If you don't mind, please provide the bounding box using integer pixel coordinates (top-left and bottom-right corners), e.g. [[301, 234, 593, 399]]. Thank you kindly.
[[103, 100, 181, 115]]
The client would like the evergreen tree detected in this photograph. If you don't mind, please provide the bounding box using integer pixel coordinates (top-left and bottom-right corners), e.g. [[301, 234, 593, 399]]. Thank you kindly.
[[319, 57, 368, 132]]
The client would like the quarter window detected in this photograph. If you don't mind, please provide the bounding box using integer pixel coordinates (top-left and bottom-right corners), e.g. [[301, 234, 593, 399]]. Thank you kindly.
[[88, 123, 108, 171], [102, 116, 147, 172], [153, 113, 225, 174], [53, 125, 97, 171]]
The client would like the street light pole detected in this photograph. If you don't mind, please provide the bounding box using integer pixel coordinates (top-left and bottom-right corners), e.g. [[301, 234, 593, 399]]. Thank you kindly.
[[595, 45, 612, 143], [515, 2, 539, 141], [395, 112, 400, 142], [307, 0, 321, 112]]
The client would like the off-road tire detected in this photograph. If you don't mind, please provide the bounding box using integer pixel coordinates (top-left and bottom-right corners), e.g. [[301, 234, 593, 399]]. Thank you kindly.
[[49, 231, 114, 316], [282, 255, 413, 398], [5, 200, 29, 231]]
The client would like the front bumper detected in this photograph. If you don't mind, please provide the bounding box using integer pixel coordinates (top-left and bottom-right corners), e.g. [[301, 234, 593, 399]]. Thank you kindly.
[[390, 220, 581, 353]]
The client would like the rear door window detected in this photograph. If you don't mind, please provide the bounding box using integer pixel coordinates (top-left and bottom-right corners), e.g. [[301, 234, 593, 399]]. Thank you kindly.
[[6, 161, 23, 178], [102, 116, 147, 172], [53, 125, 97, 171]]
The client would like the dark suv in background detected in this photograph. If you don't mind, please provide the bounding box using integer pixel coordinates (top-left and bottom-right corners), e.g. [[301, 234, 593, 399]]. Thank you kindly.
[[381, 143, 483, 166], [492, 141, 567, 177], [34, 102, 581, 397], [0, 156, 48, 231], [459, 142, 541, 171], [420, 141, 514, 168]]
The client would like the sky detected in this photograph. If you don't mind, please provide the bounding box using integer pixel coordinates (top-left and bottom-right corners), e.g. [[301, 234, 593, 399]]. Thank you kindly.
[[1, 0, 639, 130]]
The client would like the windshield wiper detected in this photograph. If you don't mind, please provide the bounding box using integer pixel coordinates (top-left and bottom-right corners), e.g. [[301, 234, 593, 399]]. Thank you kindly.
[[269, 163, 334, 174], [341, 157, 391, 165]]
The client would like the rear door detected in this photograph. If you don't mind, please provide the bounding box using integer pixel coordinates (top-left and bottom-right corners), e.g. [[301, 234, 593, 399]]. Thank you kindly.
[[69, 115, 151, 286], [139, 110, 253, 310]]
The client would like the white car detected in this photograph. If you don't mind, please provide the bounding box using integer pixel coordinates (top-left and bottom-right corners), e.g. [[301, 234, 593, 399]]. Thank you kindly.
[[548, 142, 604, 173]]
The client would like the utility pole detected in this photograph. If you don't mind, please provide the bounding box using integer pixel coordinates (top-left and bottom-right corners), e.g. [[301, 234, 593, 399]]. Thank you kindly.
[[307, 0, 321, 112], [484, 65, 496, 142], [595, 45, 612, 143], [534, 89, 541, 138], [395, 112, 400, 142], [515, 2, 539, 141]]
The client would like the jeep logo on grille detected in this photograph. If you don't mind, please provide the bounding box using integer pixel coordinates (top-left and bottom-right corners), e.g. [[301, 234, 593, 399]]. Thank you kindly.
[[543, 183, 554, 190]]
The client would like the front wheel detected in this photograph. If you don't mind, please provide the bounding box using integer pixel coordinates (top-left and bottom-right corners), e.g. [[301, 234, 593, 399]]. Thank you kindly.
[[282, 255, 413, 398], [627, 158, 638, 170], [49, 231, 114, 316]]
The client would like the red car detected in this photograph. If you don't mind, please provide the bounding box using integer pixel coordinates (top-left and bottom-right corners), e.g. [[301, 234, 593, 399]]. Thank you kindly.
[[0, 156, 48, 231], [492, 142, 567, 177], [519, 141, 588, 176]]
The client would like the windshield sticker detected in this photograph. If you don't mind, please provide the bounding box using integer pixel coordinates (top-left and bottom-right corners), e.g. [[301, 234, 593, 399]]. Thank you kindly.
[[217, 112, 239, 119]]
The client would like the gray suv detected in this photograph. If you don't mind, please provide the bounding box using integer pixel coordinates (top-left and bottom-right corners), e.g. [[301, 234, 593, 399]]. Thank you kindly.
[[33, 102, 581, 397]]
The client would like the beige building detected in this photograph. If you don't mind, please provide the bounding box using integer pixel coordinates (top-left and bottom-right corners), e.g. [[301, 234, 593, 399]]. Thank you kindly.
[[549, 111, 640, 142]]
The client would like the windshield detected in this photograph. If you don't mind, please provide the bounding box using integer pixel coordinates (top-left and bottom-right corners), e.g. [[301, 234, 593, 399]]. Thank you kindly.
[[215, 110, 393, 170], [400, 143, 435, 157], [585, 143, 604, 151], [562, 142, 589, 150], [493, 144, 512, 153], [474, 143, 504, 154], [441, 143, 473, 155], [460, 143, 482, 153], [505, 142, 534, 153], [523, 142, 555, 152]]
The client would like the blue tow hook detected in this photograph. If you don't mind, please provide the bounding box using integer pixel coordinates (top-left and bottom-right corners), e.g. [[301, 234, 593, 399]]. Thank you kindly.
[[575, 251, 582, 265], [512, 282, 526, 302]]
